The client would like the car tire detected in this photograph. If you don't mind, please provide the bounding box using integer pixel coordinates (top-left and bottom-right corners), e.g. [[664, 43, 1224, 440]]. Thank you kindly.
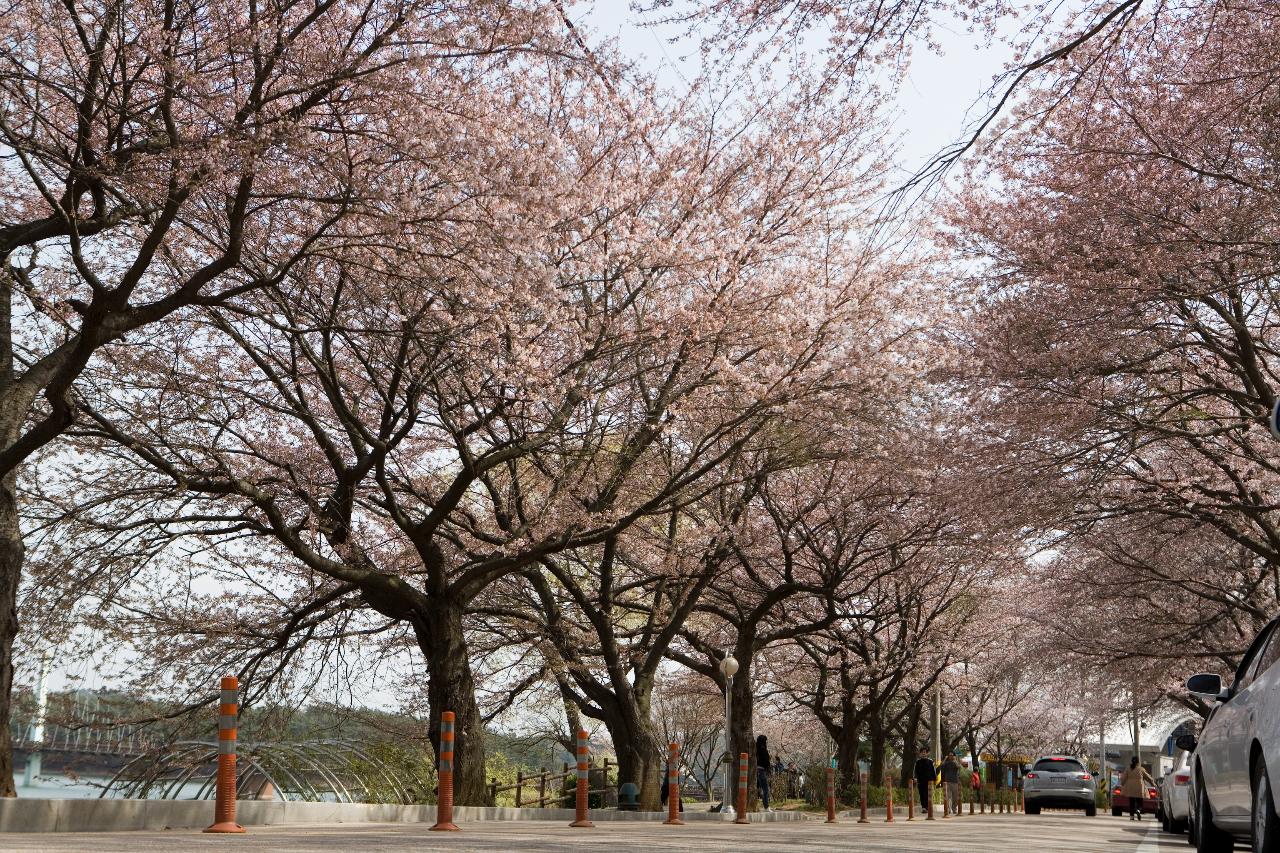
[[1197, 775, 1236, 853], [1253, 753, 1280, 853], [1086, 804, 1097, 817], [1171, 817, 1188, 834], [1026, 804, 1041, 815], [1163, 810, 1172, 832], [1113, 806, 1123, 817]]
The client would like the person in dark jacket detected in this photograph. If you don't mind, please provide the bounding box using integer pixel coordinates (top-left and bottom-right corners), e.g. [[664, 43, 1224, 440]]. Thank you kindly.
[[940, 754, 961, 814], [756, 735, 772, 811], [913, 747, 937, 814]]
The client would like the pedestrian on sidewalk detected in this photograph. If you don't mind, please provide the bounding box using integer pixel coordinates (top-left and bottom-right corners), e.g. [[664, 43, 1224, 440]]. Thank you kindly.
[[913, 747, 936, 814], [941, 753, 961, 814], [755, 735, 773, 812], [1120, 756, 1154, 821]]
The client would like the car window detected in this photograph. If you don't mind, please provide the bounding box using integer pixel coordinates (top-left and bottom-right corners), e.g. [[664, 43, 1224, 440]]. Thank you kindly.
[[1251, 629, 1280, 683], [1235, 620, 1279, 691], [1032, 758, 1085, 774]]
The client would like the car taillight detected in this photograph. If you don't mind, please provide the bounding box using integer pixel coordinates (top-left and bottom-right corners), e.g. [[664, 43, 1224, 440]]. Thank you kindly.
[[1113, 787, 1122, 795], [1148, 788, 1157, 798], [1024, 772, 1037, 779], [1079, 773, 1091, 781], [1174, 771, 1190, 786]]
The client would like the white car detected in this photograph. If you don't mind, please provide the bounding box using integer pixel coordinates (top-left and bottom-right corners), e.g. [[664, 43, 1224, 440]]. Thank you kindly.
[[1158, 742, 1193, 834], [1185, 613, 1280, 853]]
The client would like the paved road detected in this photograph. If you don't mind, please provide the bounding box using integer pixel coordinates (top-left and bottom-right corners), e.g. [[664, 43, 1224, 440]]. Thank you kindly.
[[0, 812, 1241, 851]]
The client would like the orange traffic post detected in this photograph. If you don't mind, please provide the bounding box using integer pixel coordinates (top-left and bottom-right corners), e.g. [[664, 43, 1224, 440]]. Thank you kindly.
[[979, 783, 985, 814], [926, 779, 936, 820], [431, 711, 460, 831], [825, 766, 837, 823], [204, 676, 245, 834], [969, 782, 975, 815], [943, 781, 951, 818], [734, 753, 749, 824], [906, 777, 915, 820], [857, 772, 869, 823], [569, 729, 594, 828], [1019, 785, 1025, 813], [664, 743, 684, 825], [884, 775, 894, 822]]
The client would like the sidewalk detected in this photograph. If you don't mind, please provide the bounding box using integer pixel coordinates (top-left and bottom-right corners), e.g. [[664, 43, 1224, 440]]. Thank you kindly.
[[0, 811, 1171, 853]]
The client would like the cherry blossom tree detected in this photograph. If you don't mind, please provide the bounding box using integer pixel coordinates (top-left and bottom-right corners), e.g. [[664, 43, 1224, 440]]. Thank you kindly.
[[0, 0, 569, 796], [27, 59, 905, 803], [953, 1, 1280, 707]]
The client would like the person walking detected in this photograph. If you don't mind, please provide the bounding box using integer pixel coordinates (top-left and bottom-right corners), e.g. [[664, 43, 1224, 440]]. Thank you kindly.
[[1120, 756, 1154, 821], [913, 746, 936, 815], [755, 735, 773, 812], [941, 753, 962, 815]]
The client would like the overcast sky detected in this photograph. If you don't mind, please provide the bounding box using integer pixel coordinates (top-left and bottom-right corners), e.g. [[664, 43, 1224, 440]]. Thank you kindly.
[[577, 1, 1019, 182]]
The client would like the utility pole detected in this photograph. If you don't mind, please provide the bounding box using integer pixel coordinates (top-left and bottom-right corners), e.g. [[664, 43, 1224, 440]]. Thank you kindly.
[[1099, 719, 1106, 783], [933, 689, 942, 766], [1131, 707, 1141, 768]]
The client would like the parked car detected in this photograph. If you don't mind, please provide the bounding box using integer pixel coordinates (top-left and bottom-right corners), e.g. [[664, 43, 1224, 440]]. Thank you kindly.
[[1184, 612, 1280, 853], [1111, 778, 1159, 817], [1157, 743, 1193, 834], [1022, 755, 1097, 816]]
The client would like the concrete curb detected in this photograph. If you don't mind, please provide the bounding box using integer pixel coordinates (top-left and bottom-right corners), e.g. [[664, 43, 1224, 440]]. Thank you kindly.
[[0, 799, 806, 833]]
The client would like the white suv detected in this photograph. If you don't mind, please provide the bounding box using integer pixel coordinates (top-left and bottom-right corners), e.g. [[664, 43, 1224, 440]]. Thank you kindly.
[[1185, 614, 1280, 853]]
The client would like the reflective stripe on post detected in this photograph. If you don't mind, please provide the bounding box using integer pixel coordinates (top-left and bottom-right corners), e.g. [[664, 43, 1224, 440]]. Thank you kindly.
[[884, 775, 894, 822], [857, 772, 869, 824], [664, 743, 684, 825], [204, 676, 245, 834], [431, 712, 460, 831], [569, 729, 594, 827], [826, 764, 837, 821], [734, 752, 748, 824]]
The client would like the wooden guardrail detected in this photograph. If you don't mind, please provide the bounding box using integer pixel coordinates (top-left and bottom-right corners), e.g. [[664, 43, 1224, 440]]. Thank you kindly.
[[489, 758, 613, 808]]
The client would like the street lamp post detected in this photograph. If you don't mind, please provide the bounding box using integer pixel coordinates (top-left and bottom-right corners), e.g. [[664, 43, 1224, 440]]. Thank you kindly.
[[720, 651, 739, 820]]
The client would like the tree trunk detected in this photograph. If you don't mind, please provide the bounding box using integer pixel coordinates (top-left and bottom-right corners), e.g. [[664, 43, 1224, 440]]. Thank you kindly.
[[417, 599, 489, 806], [835, 722, 860, 788], [0, 468, 21, 796], [898, 702, 922, 788], [605, 707, 663, 810], [728, 659, 756, 806], [868, 714, 887, 785]]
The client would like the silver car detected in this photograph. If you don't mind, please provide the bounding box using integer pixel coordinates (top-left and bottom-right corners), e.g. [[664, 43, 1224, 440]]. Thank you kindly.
[[1022, 755, 1097, 816], [1185, 612, 1280, 852]]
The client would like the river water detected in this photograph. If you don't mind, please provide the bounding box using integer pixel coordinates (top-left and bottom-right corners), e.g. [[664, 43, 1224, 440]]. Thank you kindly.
[[13, 773, 114, 798]]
